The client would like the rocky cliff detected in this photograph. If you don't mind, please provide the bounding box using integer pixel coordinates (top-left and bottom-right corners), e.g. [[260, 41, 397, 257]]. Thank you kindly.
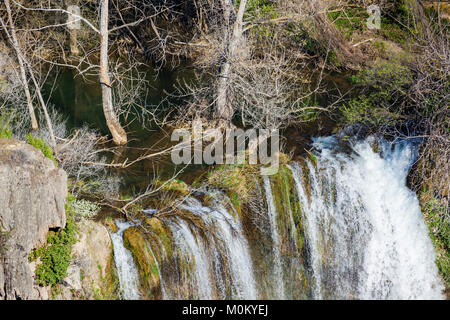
[[0, 138, 67, 299]]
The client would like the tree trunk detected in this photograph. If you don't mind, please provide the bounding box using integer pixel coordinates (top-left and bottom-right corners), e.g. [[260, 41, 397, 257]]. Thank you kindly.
[[1, 0, 38, 130], [215, 0, 247, 122], [99, 0, 127, 145]]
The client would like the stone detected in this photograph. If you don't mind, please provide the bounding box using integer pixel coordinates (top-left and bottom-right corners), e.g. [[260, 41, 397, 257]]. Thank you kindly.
[[0, 139, 67, 300], [70, 219, 113, 299]]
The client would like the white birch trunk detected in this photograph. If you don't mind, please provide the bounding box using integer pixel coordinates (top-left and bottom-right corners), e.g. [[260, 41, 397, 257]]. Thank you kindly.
[[99, 0, 127, 145]]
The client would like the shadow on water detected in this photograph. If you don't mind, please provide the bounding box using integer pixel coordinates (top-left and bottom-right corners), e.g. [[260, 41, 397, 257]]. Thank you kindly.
[[42, 64, 350, 194], [42, 64, 206, 193]]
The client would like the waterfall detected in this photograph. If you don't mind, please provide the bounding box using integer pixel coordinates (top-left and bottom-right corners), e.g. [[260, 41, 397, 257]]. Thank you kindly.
[[171, 218, 214, 299], [173, 195, 258, 299], [204, 198, 258, 299], [288, 136, 445, 300], [263, 177, 286, 300], [147, 243, 167, 299], [110, 220, 141, 300], [288, 163, 323, 299], [111, 135, 444, 300]]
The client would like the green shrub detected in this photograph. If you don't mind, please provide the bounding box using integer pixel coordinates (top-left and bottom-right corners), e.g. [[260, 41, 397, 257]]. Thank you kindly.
[[26, 133, 56, 165], [70, 199, 100, 221], [327, 8, 368, 39], [29, 195, 78, 286], [341, 61, 413, 126]]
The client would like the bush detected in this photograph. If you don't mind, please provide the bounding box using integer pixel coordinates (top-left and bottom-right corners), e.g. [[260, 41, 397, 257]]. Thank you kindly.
[[29, 195, 78, 286], [341, 60, 413, 126], [26, 133, 56, 165], [70, 199, 100, 221]]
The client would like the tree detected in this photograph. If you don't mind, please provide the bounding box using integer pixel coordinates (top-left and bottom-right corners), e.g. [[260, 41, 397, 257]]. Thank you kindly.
[[9, 0, 166, 145], [0, 0, 38, 130], [99, 0, 127, 145]]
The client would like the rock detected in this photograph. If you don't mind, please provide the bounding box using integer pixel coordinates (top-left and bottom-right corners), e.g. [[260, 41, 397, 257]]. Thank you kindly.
[[123, 227, 162, 299], [104, 218, 118, 233], [70, 219, 114, 299], [33, 285, 49, 300], [62, 265, 82, 291], [0, 139, 67, 300]]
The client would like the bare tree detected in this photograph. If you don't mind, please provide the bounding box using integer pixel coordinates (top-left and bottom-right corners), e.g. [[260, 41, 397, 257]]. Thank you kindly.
[[99, 0, 127, 145], [174, 0, 333, 130], [215, 0, 247, 122], [9, 0, 170, 145], [0, 0, 38, 130]]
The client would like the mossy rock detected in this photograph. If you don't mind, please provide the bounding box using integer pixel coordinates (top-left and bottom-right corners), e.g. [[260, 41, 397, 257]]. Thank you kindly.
[[270, 165, 305, 254], [144, 217, 173, 259], [103, 218, 118, 233], [154, 179, 190, 196], [123, 227, 162, 299]]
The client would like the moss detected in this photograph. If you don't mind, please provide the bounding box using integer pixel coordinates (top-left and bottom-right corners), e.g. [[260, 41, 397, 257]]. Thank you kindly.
[[207, 163, 260, 217], [0, 128, 12, 139], [123, 227, 162, 299], [144, 217, 173, 259], [327, 8, 368, 39], [270, 165, 305, 253], [26, 133, 57, 166], [340, 60, 413, 127], [421, 192, 450, 290], [100, 248, 121, 299], [104, 217, 118, 233], [154, 179, 190, 196]]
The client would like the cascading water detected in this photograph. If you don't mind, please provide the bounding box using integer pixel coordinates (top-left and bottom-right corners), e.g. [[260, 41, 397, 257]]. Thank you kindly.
[[168, 195, 258, 299], [110, 135, 444, 300], [288, 135, 445, 299], [263, 177, 286, 300], [110, 220, 141, 300], [171, 217, 214, 299]]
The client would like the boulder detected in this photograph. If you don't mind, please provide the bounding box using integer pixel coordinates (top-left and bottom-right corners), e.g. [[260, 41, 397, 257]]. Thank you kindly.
[[0, 139, 67, 299]]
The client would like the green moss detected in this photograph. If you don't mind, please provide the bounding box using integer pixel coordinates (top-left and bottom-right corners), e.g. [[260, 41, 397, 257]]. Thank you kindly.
[[270, 165, 304, 252], [145, 217, 173, 259], [421, 192, 450, 289], [123, 227, 162, 299], [0, 128, 12, 139], [341, 60, 413, 126], [26, 133, 57, 165], [154, 179, 190, 196], [29, 195, 78, 287], [207, 163, 260, 217]]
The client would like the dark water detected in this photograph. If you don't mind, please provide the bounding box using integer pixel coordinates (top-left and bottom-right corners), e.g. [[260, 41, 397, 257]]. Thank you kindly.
[[42, 65, 350, 193]]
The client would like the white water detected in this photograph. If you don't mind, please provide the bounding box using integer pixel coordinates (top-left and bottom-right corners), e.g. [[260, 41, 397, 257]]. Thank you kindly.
[[177, 196, 258, 299], [109, 135, 444, 300], [288, 163, 323, 299], [110, 220, 141, 300], [289, 136, 445, 299], [263, 177, 286, 300], [172, 218, 214, 299]]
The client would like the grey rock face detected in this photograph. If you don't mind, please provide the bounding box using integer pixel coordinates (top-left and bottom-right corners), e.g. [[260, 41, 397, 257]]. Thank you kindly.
[[0, 138, 67, 300]]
